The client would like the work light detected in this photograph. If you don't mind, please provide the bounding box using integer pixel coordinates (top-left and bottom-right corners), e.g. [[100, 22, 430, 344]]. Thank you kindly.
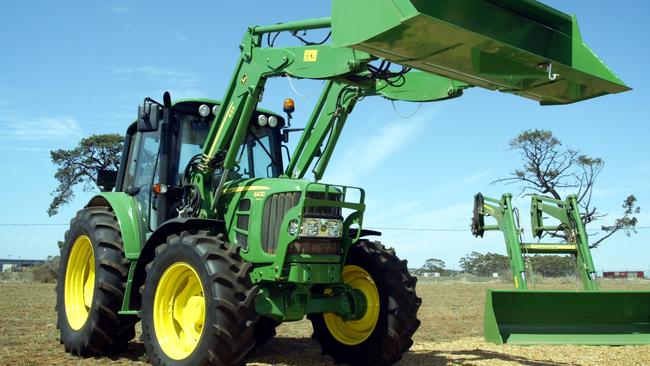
[[257, 114, 268, 127], [198, 104, 211, 117]]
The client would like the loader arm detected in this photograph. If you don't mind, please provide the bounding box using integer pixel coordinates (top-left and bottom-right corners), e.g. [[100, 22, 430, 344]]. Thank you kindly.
[[191, 0, 629, 219], [192, 19, 469, 216], [472, 193, 598, 290]]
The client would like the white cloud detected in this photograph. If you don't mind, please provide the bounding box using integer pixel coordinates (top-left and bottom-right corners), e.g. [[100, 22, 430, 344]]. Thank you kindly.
[[366, 202, 479, 268], [108, 66, 206, 100], [174, 34, 189, 42], [372, 202, 472, 229], [0, 146, 49, 152], [108, 6, 131, 13], [109, 66, 200, 86], [323, 111, 434, 184], [0, 115, 83, 142]]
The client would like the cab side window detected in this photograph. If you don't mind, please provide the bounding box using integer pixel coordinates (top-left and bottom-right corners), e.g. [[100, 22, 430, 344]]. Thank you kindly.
[[121, 130, 160, 232]]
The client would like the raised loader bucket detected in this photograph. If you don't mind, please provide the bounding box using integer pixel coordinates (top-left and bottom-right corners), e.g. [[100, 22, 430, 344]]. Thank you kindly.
[[332, 0, 630, 105], [485, 290, 650, 345]]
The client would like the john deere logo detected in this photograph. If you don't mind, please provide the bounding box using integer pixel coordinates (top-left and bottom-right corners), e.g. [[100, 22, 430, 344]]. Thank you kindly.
[[253, 191, 266, 199]]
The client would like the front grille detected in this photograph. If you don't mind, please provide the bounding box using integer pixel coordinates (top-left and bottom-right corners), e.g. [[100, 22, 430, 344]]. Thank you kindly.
[[262, 192, 301, 253], [304, 192, 343, 219], [236, 199, 251, 250]]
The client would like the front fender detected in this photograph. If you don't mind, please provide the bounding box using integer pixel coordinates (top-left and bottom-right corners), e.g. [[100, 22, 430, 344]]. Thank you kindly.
[[87, 193, 143, 260], [128, 217, 226, 311]]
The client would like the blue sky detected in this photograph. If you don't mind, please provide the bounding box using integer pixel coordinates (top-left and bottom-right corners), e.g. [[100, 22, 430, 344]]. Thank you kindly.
[[0, 1, 648, 273]]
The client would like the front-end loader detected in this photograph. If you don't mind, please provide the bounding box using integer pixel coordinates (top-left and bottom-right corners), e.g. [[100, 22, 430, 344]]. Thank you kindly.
[[56, 1, 630, 365], [472, 193, 650, 345]]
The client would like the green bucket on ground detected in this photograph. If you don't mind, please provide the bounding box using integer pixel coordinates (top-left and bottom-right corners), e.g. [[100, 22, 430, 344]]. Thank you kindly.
[[485, 290, 650, 345]]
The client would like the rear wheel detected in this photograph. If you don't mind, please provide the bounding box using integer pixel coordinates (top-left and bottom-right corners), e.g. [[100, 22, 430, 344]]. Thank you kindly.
[[56, 207, 136, 356], [310, 241, 421, 366], [141, 231, 257, 366]]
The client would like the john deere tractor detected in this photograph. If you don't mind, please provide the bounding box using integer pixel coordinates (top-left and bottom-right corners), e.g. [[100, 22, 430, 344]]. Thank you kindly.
[[56, 1, 629, 365]]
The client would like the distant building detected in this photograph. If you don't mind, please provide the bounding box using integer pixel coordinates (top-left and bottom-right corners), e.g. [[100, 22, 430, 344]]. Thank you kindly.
[[603, 271, 645, 279], [0, 258, 47, 272]]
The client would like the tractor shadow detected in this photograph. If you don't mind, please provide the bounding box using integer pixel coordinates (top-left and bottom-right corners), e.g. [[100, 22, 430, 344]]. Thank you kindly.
[[106, 342, 147, 363], [249, 338, 576, 366], [401, 349, 578, 366], [248, 337, 329, 365], [104, 338, 576, 366]]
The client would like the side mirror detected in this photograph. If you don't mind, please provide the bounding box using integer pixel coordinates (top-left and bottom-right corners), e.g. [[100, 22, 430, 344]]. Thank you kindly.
[[97, 169, 118, 192], [137, 100, 162, 132]]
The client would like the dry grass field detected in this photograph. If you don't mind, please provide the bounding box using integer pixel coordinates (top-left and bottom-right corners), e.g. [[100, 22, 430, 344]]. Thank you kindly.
[[1, 279, 648, 365]]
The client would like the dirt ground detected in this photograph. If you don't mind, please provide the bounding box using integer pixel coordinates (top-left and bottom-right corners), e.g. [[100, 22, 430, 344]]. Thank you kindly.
[[0, 279, 648, 365]]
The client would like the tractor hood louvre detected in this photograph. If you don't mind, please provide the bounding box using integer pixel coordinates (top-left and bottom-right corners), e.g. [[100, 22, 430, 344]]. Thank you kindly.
[[331, 0, 630, 105]]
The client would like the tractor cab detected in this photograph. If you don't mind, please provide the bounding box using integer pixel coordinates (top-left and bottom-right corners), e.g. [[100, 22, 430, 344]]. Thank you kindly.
[[111, 98, 286, 231]]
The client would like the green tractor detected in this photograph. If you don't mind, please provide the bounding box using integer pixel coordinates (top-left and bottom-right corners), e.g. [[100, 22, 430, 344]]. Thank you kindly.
[[56, 1, 629, 365]]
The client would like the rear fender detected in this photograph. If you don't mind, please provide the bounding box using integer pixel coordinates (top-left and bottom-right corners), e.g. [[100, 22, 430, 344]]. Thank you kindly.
[[87, 193, 143, 259]]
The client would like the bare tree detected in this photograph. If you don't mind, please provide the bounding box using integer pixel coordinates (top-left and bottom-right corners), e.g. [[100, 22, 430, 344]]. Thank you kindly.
[[496, 129, 640, 248]]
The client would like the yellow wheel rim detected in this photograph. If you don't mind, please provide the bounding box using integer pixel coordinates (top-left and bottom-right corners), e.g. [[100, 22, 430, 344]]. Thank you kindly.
[[64, 235, 95, 331], [324, 265, 380, 345], [153, 262, 205, 360]]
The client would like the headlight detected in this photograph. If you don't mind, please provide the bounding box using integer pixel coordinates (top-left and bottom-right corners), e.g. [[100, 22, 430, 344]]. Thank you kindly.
[[287, 219, 299, 236], [303, 218, 320, 237], [299, 218, 343, 238], [326, 220, 342, 237]]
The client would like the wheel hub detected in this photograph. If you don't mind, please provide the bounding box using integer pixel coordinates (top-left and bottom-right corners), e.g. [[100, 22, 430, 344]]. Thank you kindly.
[[324, 265, 380, 345], [154, 262, 205, 360], [64, 235, 95, 331]]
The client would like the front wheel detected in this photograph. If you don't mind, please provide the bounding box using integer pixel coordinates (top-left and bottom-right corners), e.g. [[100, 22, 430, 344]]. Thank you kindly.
[[140, 231, 257, 366], [310, 241, 421, 366]]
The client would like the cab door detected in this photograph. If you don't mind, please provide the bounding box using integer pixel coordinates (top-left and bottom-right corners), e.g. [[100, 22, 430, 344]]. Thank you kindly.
[[120, 128, 161, 233]]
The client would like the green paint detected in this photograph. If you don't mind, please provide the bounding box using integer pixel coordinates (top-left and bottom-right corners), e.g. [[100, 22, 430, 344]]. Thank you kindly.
[[255, 283, 364, 322], [119, 261, 139, 315], [94, 193, 143, 259], [332, 0, 630, 105], [477, 194, 600, 290], [476, 194, 650, 345], [485, 290, 650, 345]]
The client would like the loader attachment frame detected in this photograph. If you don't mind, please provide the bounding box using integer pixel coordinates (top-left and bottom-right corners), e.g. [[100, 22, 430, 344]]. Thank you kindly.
[[474, 193, 650, 345]]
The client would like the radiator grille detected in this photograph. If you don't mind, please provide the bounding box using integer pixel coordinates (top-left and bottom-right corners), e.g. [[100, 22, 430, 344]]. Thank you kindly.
[[262, 192, 301, 253]]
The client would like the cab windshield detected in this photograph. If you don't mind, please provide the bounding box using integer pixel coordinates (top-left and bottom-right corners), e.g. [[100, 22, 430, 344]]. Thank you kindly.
[[175, 114, 283, 183]]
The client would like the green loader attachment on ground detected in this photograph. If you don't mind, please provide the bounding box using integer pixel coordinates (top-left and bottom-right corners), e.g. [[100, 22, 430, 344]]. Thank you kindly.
[[473, 193, 650, 345]]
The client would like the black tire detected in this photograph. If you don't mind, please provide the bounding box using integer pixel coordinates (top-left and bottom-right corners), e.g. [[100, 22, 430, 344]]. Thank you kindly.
[[141, 231, 258, 366], [309, 241, 421, 366], [56, 206, 137, 356], [253, 316, 281, 348]]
